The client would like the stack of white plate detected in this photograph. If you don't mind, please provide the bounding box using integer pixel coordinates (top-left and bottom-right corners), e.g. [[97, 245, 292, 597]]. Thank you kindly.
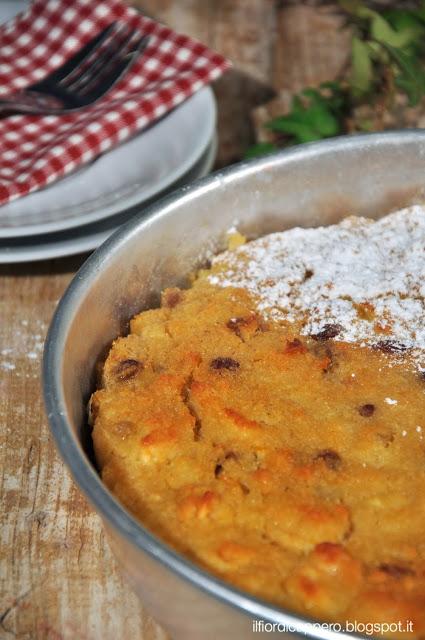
[[0, 2, 218, 263]]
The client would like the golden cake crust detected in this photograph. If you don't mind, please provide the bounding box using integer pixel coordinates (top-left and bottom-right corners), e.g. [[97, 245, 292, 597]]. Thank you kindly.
[[92, 211, 425, 637]]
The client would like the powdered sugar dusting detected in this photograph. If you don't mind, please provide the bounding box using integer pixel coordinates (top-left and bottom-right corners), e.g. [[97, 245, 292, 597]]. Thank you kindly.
[[208, 205, 425, 368], [0, 318, 45, 375]]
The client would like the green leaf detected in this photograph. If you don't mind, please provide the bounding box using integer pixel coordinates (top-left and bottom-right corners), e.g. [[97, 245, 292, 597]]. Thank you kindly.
[[267, 118, 323, 144], [384, 10, 424, 33], [302, 105, 340, 136], [266, 84, 345, 146], [370, 12, 419, 49], [341, 2, 425, 52], [351, 36, 373, 96], [410, 5, 425, 25], [244, 142, 278, 159], [268, 109, 339, 142], [261, 0, 425, 152], [366, 40, 384, 59], [384, 43, 425, 105]]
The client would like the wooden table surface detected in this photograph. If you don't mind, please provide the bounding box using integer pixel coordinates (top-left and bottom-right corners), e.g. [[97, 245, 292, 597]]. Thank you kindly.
[[0, 3, 347, 638]]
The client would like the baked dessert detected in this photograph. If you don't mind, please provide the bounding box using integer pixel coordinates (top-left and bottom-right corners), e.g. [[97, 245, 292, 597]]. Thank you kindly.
[[91, 205, 425, 636]]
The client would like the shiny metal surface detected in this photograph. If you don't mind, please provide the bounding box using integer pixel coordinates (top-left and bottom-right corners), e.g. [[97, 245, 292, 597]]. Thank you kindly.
[[0, 25, 150, 115], [43, 131, 425, 640]]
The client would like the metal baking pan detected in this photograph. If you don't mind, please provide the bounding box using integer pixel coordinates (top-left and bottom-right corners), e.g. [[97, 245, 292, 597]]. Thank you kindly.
[[43, 131, 425, 640]]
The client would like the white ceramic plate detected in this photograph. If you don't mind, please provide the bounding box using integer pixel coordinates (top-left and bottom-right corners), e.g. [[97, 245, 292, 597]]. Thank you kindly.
[[0, 88, 216, 237], [0, 134, 217, 263], [0, 1, 216, 238], [0, 1, 27, 22]]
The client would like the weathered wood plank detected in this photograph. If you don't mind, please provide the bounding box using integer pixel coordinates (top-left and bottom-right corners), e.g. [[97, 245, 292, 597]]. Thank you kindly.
[[253, 4, 351, 142], [0, 259, 169, 639]]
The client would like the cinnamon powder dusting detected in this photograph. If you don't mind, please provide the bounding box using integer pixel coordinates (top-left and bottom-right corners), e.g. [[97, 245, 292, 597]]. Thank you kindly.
[[208, 206, 425, 370]]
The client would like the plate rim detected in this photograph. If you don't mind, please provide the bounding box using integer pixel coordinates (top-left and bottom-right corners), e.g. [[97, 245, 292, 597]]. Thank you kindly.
[[0, 87, 216, 238], [0, 134, 218, 263]]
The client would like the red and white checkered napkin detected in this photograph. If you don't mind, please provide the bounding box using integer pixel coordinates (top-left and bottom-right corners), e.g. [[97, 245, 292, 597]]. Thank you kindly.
[[0, 0, 230, 207]]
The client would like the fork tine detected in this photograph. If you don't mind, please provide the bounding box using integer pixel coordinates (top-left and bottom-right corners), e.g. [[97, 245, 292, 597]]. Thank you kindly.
[[82, 35, 150, 101], [76, 32, 148, 99], [62, 23, 135, 93], [59, 22, 122, 87], [34, 22, 118, 88]]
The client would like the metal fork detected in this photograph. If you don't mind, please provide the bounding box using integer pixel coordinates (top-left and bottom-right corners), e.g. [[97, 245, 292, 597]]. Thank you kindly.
[[0, 22, 150, 115]]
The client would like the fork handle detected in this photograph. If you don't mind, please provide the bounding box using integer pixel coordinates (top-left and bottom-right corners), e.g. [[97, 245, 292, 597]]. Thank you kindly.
[[0, 91, 65, 115]]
